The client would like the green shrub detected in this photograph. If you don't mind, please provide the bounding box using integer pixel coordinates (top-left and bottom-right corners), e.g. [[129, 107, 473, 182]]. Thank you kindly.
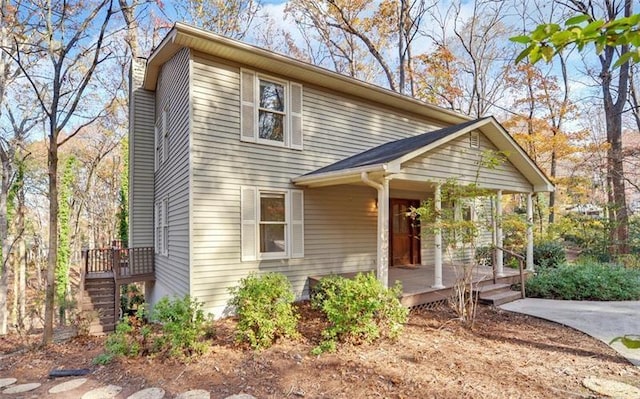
[[526, 261, 640, 300], [533, 241, 566, 269], [228, 272, 299, 350], [311, 272, 409, 354], [152, 295, 212, 358], [95, 313, 152, 364], [95, 295, 212, 363]]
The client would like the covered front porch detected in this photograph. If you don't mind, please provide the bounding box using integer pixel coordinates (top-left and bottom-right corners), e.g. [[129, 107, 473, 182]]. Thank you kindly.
[[296, 118, 553, 308]]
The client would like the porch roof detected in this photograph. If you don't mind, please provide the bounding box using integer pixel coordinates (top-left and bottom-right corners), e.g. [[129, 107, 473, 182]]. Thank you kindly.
[[292, 117, 554, 193]]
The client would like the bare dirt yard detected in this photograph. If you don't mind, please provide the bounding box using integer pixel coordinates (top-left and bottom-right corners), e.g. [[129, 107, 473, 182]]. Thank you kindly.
[[1, 303, 639, 398]]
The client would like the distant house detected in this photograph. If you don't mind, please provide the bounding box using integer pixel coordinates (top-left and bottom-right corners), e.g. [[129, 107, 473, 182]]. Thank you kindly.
[[565, 204, 604, 218], [128, 23, 553, 316]]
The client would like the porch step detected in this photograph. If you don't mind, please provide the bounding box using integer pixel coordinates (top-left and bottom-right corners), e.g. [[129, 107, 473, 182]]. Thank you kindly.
[[476, 283, 512, 296], [478, 289, 522, 306]]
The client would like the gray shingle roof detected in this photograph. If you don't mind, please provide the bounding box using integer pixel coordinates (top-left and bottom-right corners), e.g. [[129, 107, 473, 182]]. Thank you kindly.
[[305, 117, 488, 176]]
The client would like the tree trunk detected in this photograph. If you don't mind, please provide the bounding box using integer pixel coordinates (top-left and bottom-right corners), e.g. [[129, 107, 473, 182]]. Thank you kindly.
[[0, 158, 12, 335], [43, 135, 58, 344]]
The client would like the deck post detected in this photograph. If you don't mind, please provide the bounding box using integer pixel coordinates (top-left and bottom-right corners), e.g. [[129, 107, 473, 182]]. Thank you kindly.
[[526, 192, 534, 271], [496, 190, 504, 277], [378, 178, 390, 288], [432, 184, 444, 289]]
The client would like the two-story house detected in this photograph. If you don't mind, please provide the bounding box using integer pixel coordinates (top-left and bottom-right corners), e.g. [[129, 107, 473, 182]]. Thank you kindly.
[[128, 23, 553, 317]]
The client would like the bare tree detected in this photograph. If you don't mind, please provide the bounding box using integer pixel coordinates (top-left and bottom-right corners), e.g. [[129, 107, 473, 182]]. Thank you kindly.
[[172, 0, 261, 40], [2, 0, 117, 344]]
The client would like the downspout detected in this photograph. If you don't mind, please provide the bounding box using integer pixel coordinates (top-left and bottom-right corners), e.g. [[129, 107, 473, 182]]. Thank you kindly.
[[361, 172, 389, 288]]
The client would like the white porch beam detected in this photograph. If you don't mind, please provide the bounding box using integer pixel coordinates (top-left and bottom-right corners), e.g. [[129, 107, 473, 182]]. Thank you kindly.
[[360, 172, 389, 288], [433, 184, 444, 289], [496, 190, 504, 277], [526, 192, 534, 271], [378, 179, 390, 287]]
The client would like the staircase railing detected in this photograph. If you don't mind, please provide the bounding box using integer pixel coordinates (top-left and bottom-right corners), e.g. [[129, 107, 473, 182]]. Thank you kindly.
[[82, 247, 154, 279]]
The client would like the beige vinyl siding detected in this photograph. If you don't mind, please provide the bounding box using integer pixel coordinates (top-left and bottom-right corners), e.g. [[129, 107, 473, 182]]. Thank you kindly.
[[398, 132, 533, 193], [153, 48, 191, 297], [129, 59, 156, 247], [190, 54, 445, 315]]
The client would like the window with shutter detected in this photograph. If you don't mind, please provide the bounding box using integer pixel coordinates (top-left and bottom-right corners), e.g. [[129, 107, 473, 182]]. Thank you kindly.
[[239, 69, 303, 150], [240, 187, 304, 261]]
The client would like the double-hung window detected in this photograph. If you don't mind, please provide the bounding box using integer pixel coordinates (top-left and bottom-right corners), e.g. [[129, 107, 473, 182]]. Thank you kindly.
[[258, 79, 286, 143], [155, 197, 169, 256], [240, 69, 303, 149], [241, 187, 304, 261], [155, 107, 169, 170]]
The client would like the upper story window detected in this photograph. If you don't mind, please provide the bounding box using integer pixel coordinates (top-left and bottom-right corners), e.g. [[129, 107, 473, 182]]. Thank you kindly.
[[259, 79, 286, 143], [241, 69, 303, 150], [155, 106, 169, 170]]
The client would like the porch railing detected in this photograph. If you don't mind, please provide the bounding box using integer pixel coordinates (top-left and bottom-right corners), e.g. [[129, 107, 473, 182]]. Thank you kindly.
[[493, 246, 526, 299], [82, 247, 155, 279]]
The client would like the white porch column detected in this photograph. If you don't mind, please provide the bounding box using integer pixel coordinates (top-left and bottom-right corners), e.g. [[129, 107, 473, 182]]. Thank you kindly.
[[433, 184, 444, 289], [526, 192, 534, 271], [378, 179, 390, 288], [496, 190, 504, 277]]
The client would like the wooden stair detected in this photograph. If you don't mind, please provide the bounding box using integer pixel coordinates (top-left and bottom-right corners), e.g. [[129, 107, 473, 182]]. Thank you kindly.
[[81, 276, 117, 334], [475, 283, 522, 306]]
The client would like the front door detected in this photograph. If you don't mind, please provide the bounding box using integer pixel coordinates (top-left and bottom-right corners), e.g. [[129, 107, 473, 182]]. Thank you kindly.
[[390, 199, 421, 266]]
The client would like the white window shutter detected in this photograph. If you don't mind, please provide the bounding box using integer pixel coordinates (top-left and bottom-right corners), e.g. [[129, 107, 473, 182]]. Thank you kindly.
[[289, 82, 303, 150], [241, 186, 258, 261], [240, 69, 257, 143], [290, 190, 304, 258]]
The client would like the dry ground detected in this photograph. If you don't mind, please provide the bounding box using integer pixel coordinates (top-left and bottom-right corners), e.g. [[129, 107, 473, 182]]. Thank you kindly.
[[1, 303, 639, 398]]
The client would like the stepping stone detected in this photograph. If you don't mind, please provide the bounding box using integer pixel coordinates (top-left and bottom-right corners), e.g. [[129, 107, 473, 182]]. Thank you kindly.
[[175, 390, 210, 399], [2, 382, 41, 394], [225, 395, 256, 399], [583, 377, 640, 399], [49, 378, 88, 394], [0, 378, 16, 388], [81, 384, 123, 399], [127, 387, 165, 399]]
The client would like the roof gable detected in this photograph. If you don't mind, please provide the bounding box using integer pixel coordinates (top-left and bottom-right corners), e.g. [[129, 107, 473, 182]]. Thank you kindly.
[[294, 117, 554, 193], [305, 118, 487, 176]]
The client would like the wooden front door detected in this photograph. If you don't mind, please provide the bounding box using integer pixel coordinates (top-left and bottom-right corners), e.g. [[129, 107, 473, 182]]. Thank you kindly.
[[390, 199, 421, 266]]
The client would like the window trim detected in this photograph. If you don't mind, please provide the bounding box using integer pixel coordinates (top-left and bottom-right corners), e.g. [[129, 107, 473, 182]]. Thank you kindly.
[[155, 196, 169, 256], [256, 74, 288, 148], [240, 186, 304, 262], [257, 189, 289, 260], [162, 106, 169, 163], [162, 196, 169, 256]]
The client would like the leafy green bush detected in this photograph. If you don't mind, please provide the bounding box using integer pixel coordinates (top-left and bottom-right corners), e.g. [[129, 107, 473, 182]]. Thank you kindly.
[[533, 241, 566, 269], [94, 313, 152, 364], [526, 261, 640, 300], [228, 273, 299, 350], [152, 295, 212, 358], [311, 272, 408, 354]]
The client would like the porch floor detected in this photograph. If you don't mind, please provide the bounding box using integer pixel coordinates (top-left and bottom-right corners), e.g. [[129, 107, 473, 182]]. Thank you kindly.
[[391, 264, 523, 307], [309, 264, 524, 308]]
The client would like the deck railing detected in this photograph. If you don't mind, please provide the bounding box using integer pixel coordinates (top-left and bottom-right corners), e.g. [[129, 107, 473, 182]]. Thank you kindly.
[[82, 247, 155, 280], [494, 246, 526, 299]]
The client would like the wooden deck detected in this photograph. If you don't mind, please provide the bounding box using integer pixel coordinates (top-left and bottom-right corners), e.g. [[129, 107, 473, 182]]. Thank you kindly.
[[310, 264, 525, 308], [81, 247, 155, 334]]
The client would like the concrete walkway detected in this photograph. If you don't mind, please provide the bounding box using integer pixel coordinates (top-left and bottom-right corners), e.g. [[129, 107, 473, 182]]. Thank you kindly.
[[500, 299, 640, 366]]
